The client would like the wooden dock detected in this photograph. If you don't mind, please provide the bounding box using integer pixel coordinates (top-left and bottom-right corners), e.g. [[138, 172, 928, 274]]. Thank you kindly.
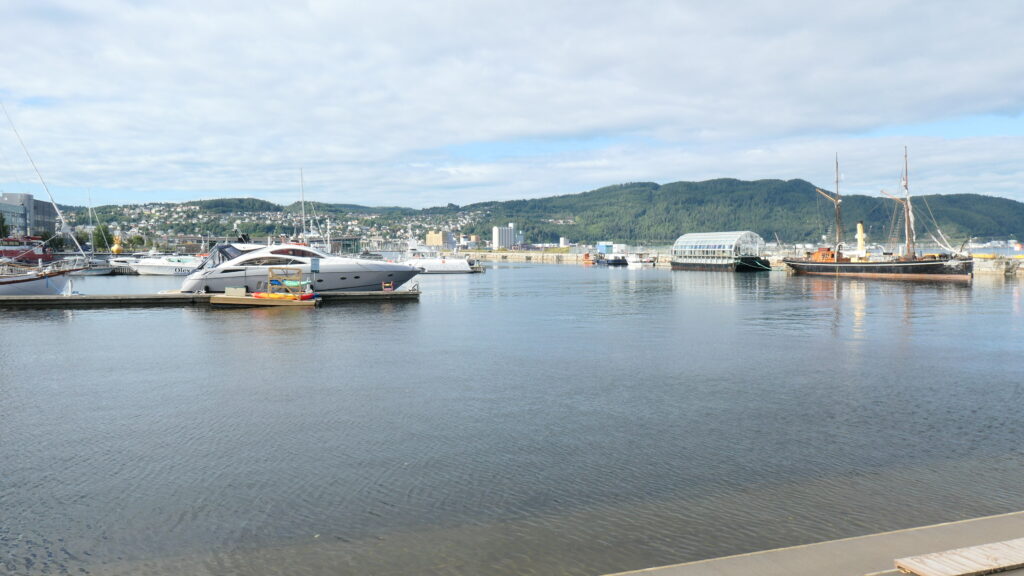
[[0, 290, 419, 309], [896, 537, 1024, 576], [604, 510, 1024, 576]]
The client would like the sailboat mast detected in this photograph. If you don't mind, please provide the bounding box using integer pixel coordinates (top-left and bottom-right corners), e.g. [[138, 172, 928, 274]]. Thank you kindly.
[[903, 147, 916, 259], [834, 154, 842, 247], [300, 169, 308, 241]]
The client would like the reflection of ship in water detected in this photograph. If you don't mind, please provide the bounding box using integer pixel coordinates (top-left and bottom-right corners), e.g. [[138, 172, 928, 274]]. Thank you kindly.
[[799, 275, 972, 338], [669, 266, 774, 304]]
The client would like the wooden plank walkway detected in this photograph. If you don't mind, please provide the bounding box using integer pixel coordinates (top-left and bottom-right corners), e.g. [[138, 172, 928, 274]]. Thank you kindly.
[[0, 290, 419, 309], [604, 510, 1024, 576], [895, 537, 1024, 576]]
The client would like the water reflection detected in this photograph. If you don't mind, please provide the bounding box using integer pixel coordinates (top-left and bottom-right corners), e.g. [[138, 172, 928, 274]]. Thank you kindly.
[[744, 274, 975, 341], [669, 270, 774, 304]]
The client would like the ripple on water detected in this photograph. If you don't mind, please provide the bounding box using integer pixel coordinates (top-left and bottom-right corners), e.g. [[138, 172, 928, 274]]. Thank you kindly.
[[2, 267, 1023, 575]]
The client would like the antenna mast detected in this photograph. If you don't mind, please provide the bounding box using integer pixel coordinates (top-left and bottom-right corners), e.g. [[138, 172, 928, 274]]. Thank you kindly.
[[300, 168, 308, 241]]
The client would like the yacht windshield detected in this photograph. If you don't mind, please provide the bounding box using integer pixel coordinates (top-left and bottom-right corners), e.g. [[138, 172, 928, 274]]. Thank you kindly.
[[196, 243, 259, 270], [271, 246, 328, 259]]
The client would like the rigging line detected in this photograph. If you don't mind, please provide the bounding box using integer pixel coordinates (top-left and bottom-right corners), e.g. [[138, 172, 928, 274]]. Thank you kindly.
[[918, 194, 954, 250], [0, 100, 86, 256], [813, 185, 827, 241]]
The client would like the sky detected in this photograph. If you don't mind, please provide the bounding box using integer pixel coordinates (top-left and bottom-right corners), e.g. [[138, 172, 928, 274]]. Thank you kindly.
[[1, 0, 1023, 209]]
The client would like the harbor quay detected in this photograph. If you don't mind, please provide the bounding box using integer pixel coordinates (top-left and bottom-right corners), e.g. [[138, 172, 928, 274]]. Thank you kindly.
[[0, 289, 419, 309], [604, 510, 1024, 576], [464, 250, 1024, 276]]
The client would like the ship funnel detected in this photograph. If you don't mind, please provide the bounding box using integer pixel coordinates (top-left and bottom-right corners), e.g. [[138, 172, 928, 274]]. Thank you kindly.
[[856, 221, 867, 257]]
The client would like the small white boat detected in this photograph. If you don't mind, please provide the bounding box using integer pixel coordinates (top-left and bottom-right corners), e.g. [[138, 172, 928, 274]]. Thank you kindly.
[[131, 255, 202, 276], [626, 253, 657, 266], [108, 253, 144, 274], [401, 250, 474, 274], [67, 256, 114, 276]]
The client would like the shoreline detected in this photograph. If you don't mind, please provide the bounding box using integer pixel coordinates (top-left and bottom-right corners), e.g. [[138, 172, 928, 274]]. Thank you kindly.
[[462, 250, 1024, 277]]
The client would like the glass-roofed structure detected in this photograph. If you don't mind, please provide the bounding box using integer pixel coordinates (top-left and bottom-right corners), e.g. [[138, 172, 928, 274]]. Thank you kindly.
[[670, 231, 771, 272]]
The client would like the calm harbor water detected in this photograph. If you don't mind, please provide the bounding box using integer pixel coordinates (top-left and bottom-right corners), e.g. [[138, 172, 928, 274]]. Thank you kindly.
[[2, 265, 1023, 575]]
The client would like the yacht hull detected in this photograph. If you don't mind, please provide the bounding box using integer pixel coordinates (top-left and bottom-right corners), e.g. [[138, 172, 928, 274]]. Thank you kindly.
[[132, 263, 200, 276], [181, 263, 421, 293]]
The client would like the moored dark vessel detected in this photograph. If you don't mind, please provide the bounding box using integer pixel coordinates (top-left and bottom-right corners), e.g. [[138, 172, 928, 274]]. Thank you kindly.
[[595, 254, 628, 266], [784, 149, 973, 282], [670, 231, 772, 272], [783, 246, 973, 280]]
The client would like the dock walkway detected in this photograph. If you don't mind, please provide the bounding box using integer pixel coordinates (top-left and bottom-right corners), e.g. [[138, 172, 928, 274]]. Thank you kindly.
[[604, 511, 1024, 576], [896, 537, 1024, 576], [0, 290, 419, 309]]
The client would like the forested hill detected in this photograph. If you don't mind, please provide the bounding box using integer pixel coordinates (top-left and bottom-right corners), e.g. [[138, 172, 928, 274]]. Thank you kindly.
[[456, 179, 1024, 244], [66, 179, 1023, 245]]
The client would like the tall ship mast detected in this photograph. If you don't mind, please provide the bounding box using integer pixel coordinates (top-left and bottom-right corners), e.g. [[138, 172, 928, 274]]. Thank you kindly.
[[782, 149, 973, 281]]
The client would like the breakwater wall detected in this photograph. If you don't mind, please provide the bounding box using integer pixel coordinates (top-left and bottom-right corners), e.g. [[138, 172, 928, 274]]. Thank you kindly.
[[463, 251, 672, 267], [462, 251, 1024, 277]]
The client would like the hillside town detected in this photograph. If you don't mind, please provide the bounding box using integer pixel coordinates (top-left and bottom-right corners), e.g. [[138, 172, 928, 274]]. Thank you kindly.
[[1, 192, 537, 254]]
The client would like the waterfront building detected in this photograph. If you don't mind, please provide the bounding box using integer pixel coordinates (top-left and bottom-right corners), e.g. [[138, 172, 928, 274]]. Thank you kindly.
[[492, 223, 516, 250], [426, 230, 452, 249], [457, 234, 481, 250], [0, 192, 58, 236], [596, 241, 627, 255]]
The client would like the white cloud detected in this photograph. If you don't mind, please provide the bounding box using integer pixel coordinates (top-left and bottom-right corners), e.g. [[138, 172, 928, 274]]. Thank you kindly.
[[1, 0, 1023, 207]]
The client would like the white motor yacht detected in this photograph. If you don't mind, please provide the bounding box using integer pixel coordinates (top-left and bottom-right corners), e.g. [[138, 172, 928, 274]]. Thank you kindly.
[[180, 242, 423, 293], [131, 254, 202, 276]]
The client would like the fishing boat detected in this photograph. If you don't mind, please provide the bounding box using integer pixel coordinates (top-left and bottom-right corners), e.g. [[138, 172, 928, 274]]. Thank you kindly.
[[783, 149, 973, 281], [595, 253, 628, 266]]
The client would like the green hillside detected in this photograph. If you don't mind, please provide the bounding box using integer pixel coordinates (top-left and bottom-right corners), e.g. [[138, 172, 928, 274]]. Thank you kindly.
[[59, 179, 1024, 245], [185, 198, 282, 213], [458, 179, 1024, 244]]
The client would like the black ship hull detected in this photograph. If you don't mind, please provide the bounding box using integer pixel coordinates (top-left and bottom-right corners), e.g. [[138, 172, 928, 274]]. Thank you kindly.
[[783, 257, 973, 281], [671, 256, 772, 272]]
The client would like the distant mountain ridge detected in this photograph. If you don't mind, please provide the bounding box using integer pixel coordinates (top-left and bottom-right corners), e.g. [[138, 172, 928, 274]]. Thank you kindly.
[[454, 178, 1024, 244], [67, 178, 1023, 244]]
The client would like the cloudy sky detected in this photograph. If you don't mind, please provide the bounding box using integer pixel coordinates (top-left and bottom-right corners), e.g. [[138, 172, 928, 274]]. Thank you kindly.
[[1, 1, 1023, 208]]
